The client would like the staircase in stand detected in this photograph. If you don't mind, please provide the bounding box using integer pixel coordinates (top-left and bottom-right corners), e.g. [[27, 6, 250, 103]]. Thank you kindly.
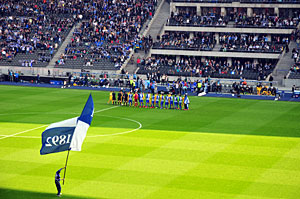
[[47, 22, 82, 68]]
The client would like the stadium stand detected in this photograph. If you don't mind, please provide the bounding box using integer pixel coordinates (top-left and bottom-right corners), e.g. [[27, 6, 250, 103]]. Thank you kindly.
[[138, 55, 276, 80], [289, 47, 300, 79], [0, 16, 74, 67], [152, 32, 215, 51], [53, 0, 158, 70], [219, 33, 287, 53], [1, 0, 300, 86], [136, 0, 300, 81], [0, 0, 158, 70], [167, 9, 228, 27], [286, 28, 300, 79]]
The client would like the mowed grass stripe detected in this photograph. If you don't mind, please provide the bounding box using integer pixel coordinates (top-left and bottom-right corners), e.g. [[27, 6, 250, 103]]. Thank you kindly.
[[2, 127, 300, 173], [239, 181, 300, 199], [184, 163, 300, 186], [1, 86, 300, 199], [66, 178, 159, 199], [1, 85, 300, 137], [2, 129, 300, 181], [146, 187, 281, 199], [0, 123, 46, 136], [166, 175, 300, 198]]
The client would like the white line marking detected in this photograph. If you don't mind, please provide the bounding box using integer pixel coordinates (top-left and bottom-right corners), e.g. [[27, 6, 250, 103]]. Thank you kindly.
[[0, 106, 123, 140], [94, 106, 119, 113], [0, 125, 48, 140], [0, 135, 40, 138], [0, 113, 142, 138], [87, 115, 142, 137], [0, 106, 118, 117], [0, 112, 78, 116]]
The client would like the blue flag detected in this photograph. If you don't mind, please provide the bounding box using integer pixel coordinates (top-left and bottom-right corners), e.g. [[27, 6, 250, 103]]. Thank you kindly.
[[40, 94, 94, 155]]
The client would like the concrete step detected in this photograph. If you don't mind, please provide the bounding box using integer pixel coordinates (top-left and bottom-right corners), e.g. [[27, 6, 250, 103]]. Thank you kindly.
[[272, 41, 297, 86], [46, 22, 82, 68], [125, 51, 145, 73], [146, 0, 170, 42], [273, 41, 296, 75], [123, 0, 168, 73], [213, 44, 222, 51]]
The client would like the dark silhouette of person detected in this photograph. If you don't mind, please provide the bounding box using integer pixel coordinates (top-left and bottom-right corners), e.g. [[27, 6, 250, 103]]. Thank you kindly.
[[55, 167, 65, 196]]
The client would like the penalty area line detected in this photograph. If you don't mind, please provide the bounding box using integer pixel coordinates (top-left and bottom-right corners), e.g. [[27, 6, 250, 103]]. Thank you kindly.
[[0, 106, 119, 140]]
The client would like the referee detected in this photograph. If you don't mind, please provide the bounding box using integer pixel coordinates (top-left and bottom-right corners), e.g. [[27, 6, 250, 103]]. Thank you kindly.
[[55, 167, 65, 197]]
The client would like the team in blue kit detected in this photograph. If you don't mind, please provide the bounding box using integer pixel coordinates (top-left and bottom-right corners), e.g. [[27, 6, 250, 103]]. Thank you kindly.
[[128, 92, 133, 106], [174, 95, 178, 109], [145, 92, 151, 107], [139, 92, 144, 107], [108, 90, 190, 110]]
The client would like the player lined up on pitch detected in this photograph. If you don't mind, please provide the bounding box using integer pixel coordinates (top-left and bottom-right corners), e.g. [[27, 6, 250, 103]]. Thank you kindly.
[[108, 90, 190, 110]]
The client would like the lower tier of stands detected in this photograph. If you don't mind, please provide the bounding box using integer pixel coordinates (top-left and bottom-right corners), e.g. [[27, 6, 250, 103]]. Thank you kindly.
[[137, 56, 277, 80]]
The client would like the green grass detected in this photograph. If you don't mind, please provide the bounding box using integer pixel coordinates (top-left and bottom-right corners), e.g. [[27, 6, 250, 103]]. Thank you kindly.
[[0, 85, 300, 199]]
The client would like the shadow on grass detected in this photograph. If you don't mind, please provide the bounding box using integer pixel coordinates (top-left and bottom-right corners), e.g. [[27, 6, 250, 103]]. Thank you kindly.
[[0, 188, 105, 199]]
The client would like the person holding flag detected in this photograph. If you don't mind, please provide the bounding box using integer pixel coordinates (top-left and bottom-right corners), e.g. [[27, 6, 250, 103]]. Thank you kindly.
[[55, 167, 66, 197], [40, 94, 94, 196]]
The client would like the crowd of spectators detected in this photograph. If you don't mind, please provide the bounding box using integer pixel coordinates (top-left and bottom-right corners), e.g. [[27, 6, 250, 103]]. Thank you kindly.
[[68, 73, 110, 87], [290, 48, 300, 73], [0, 0, 158, 69], [166, 8, 299, 29], [219, 33, 288, 53], [152, 32, 215, 51], [234, 13, 300, 28], [138, 55, 276, 80], [167, 10, 228, 27], [0, 0, 77, 67], [55, 0, 157, 69], [288, 30, 300, 79], [0, 15, 74, 66]]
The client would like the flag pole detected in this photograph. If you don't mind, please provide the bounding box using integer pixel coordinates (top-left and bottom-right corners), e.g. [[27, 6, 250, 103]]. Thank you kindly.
[[63, 149, 71, 185]]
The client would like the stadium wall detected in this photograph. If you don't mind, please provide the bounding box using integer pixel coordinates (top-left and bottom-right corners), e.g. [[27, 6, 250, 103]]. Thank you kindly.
[[0, 66, 119, 77], [163, 26, 294, 34], [170, 2, 300, 12], [150, 49, 281, 59], [282, 79, 300, 87]]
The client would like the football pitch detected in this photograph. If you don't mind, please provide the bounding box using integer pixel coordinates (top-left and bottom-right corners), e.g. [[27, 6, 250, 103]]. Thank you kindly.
[[1, 85, 300, 199]]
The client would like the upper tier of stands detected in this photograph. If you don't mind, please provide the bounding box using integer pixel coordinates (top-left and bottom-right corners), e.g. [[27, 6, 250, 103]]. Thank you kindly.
[[152, 32, 215, 51], [219, 33, 287, 53], [167, 10, 299, 28], [171, 0, 300, 3], [137, 0, 300, 80]]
